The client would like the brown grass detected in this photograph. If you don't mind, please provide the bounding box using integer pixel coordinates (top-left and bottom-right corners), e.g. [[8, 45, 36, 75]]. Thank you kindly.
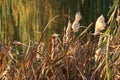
[[0, 9, 120, 80]]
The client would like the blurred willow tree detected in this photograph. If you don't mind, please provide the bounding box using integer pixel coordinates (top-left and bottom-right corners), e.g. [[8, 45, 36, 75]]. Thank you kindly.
[[0, 0, 113, 45]]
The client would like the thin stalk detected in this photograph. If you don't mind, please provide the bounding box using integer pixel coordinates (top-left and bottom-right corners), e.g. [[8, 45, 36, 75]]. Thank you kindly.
[[106, 35, 111, 80], [38, 15, 59, 43]]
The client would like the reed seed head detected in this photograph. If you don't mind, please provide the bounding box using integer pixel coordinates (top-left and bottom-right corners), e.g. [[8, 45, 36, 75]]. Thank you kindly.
[[95, 15, 106, 35], [72, 12, 82, 33], [66, 20, 72, 34], [72, 21, 80, 32], [37, 42, 44, 53], [52, 33, 60, 44], [51, 33, 60, 59], [75, 12, 82, 21], [51, 33, 60, 52]]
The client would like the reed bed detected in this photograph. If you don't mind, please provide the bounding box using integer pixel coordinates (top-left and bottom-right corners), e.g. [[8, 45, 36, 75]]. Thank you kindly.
[[0, 1, 120, 80]]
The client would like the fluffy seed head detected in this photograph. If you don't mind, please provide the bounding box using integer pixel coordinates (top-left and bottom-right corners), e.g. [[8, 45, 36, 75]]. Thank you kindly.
[[95, 15, 106, 35], [72, 20, 80, 33], [75, 12, 82, 21], [51, 33, 60, 59], [65, 20, 72, 42], [72, 12, 82, 33], [51, 33, 60, 52], [66, 20, 72, 34]]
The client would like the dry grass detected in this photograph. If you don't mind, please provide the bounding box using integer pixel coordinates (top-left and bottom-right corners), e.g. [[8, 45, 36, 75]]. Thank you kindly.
[[0, 5, 120, 80]]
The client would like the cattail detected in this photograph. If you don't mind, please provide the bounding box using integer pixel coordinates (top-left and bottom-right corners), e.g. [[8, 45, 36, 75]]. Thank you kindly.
[[36, 42, 44, 60], [94, 15, 106, 35], [72, 12, 82, 32], [51, 33, 60, 59]]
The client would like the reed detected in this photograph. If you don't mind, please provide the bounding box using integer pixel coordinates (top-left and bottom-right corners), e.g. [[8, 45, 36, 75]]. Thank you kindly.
[[0, 0, 119, 80]]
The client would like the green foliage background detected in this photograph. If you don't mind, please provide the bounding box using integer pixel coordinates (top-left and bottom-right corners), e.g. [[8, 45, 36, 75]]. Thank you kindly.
[[0, 0, 113, 44]]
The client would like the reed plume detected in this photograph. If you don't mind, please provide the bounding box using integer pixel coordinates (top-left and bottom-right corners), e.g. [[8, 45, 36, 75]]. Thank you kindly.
[[66, 20, 72, 42], [94, 15, 106, 35], [51, 33, 60, 60], [36, 42, 44, 60], [72, 12, 82, 32], [95, 15, 106, 61]]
